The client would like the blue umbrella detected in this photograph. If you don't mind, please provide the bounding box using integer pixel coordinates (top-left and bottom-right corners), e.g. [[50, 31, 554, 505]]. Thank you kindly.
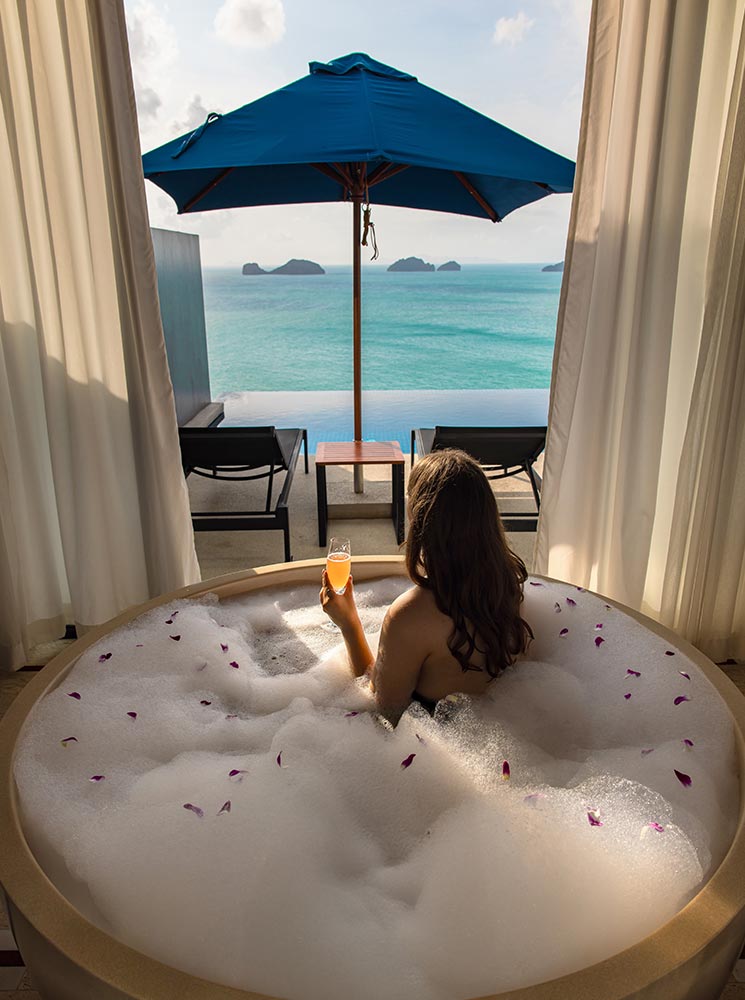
[[143, 53, 574, 447]]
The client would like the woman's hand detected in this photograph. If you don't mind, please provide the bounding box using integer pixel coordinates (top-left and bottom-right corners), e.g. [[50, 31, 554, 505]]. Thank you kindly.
[[320, 570, 360, 634]]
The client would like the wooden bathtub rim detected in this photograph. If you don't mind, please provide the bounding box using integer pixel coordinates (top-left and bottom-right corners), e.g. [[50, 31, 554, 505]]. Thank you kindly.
[[0, 558, 742, 1000]]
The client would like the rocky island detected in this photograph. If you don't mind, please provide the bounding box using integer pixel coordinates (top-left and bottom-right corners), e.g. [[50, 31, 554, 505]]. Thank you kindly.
[[542, 261, 564, 272], [437, 260, 461, 271], [242, 259, 325, 275], [387, 256, 435, 272]]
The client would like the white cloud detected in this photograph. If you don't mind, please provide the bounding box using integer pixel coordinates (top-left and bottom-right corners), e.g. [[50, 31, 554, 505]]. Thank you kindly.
[[125, 1, 178, 123], [171, 95, 219, 137], [214, 0, 285, 49], [493, 11, 536, 46]]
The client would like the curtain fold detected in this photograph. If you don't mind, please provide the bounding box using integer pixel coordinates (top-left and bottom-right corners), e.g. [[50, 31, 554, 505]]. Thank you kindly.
[[535, 0, 745, 660], [0, 0, 200, 672]]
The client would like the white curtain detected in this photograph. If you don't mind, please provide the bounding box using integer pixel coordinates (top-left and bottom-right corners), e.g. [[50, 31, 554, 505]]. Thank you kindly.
[[535, 0, 745, 661], [0, 0, 200, 672]]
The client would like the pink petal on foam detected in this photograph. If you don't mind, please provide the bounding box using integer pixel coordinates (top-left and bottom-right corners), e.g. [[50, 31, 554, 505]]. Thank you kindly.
[[220, 643, 229, 652], [595, 636, 605, 647], [502, 761, 511, 780], [276, 752, 283, 767], [641, 748, 655, 756], [400, 753, 416, 769], [554, 602, 562, 613], [595, 624, 603, 630], [169, 635, 181, 642], [529, 581, 543, 587], [416, 733, 427, 745], [559, 628, 569, 636], [674, 769, 692, 787], [60, 736, 78, 747], [566, 598, 577, 607], [587, 810, 603, 827], [229, 661, 240, 669], [674, 695, 690, 706], [229, 769, 248, 779], [126, 711, 137, 720], [67, 692, 81, 700], [98, 653, 112, 662], [135, 644, 144, 647], [624, 693, 631, 700], [217, 801, 231, 815], [665, 650, 675, 656], [171, 611, 179, 616], [89, 775, 106, 782], [200, 699, 212, 706], [682, 739, 694, 748], [627, 669, 641, 677], [225, 714, 238, 720], [183, 803, 203, 817], [165, 618, 174, 625], [345, 711, 360, 718], [679, 671, 691, 681], [649, 822, 665, 833]]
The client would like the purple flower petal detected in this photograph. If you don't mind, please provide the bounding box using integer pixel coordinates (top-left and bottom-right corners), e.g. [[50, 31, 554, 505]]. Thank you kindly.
[[67, 692, 81, 700], [641, 748, 655, 756], [89, 774, 106, 782], [60, 736, 78, 747], [169, 635, 181, 642], [345, 711, 359, 718], [674, 769, 692, 787], [554, 602, 562, 613], [225, 714, 237, 720], [126, 711, 137, 720], [200, 699, 212, 706], [649, 822, 665, 833], [559, 628, 569, 636], [220, 643, 229, 652], [229, 661, 240, 669], [171, 610, 179, 616], [595, 623, 603, 630], [566, 597, 577, 607], [98, 653, 112, 662], [604, 604, 612, 609], [165, 618, 174, 625], [587, 810, 603, 827], [416, 733, 427, 745], [528, 581, 543, 587], [217, 800, 231, 815], [502, 761, 511, 780], [682, 738, 694, 748], [665, 650, 675, 656], [135, 644, 144, 647], [627, 669, 641, 677], [624, 693, 631, 700], [276, 751, 283, 767], [595, 636, 605, 647], [400, 753, 416, 769], [229, 768, 248, 779], [674, 695, 690, 706], [183, 803, 204, 817], [679, 671, 691, 681]]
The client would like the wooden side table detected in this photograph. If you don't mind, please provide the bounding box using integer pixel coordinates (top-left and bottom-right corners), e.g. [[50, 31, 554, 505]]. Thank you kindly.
[[315, 441, 405, 547]]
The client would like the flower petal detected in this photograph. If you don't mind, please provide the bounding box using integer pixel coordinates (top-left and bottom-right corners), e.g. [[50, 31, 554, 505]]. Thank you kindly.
[[217, 800, 231, 815], [416, 733, 427, 745], [67, 692, 81, 700], [595, 623, 603, 630], [220, 643, 229, 653], [674, 695, 690, 706], [345, 711, 359, 718], [679, 671, 691, 681], [169, 635, 181, 642], [682, 738, 694, 748], [60, 736, 78, 747], [587, 810, 603, 827], [595, 636, 605, 647], [674, 769, 692, 787], [229, 661, 240, 669], [126, 711, 137, 720], [649, 821, 665, 833], [624, 693, 631, 700], [641, 748, 655, 755], [400, 753, 416, 769], [200, 699, 212, 706], [665, 650, 675, 656], [135, 644, 144, 648], [626, 669, 641, 677], [559, 628, 569, 636], [89, 774, 106, 782], [98, 653, 112, 662], [276, 751, 283, 767], [554, 602, 562, 613], [566, 597, 577, 607], [183, 803, 204, 817], [502, 761, 511, 780], [225, 714, 237, 720], [165, 618, 173, 625], [528, 581, 543, 587], [229, 768, 248, 779]]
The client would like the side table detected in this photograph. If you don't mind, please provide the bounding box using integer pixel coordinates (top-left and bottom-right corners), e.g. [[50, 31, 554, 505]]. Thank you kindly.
[[315, 441, 405, 547]]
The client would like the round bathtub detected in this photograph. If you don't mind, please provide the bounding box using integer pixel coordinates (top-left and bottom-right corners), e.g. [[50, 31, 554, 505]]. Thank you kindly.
[[2, 556, 745, 1000]]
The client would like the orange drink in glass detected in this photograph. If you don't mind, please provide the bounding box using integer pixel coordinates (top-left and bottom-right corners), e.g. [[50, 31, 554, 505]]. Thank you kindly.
[[326, 537, 351, 594]]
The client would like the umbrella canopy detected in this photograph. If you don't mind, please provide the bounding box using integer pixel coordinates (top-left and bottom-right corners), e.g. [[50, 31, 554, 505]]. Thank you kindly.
[[143, 53, 575, 448]]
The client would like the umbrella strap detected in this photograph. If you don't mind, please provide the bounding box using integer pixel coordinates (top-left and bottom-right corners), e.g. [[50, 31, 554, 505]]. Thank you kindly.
[[361, 203, 379, 261]]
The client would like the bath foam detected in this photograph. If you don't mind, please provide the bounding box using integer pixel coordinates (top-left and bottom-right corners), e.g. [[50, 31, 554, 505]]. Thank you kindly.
[[12, 577, 738, 999]]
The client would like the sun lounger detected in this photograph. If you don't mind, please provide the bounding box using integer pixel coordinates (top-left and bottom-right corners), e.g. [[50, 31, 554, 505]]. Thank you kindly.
[[179, 426, 309, 562], [410, 426, 545, 531]]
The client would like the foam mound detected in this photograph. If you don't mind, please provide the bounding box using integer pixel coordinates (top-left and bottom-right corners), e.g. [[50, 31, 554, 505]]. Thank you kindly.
[[13, 577, 738, 999]]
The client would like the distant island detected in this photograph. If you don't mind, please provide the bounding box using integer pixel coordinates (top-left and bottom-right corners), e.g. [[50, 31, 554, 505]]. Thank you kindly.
[[542, 261, 564, 272], [437, 260, 461, 271], [242, 259, 325, 275], [387, 256, 435, 272]]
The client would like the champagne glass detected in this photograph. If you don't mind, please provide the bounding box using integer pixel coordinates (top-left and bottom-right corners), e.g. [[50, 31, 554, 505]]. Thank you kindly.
[[324, 537, 351, 630]]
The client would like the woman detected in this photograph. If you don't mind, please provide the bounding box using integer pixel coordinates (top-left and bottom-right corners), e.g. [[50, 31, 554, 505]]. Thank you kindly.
[[320, 448, 533, 720]]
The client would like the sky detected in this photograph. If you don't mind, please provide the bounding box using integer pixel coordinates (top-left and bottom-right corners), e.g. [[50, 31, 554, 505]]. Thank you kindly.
[[124, 0, 591, 268]]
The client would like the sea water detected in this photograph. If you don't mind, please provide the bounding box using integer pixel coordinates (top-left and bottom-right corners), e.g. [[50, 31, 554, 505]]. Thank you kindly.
[[204, 264, 560, 448], [14, 578, 738, 999]]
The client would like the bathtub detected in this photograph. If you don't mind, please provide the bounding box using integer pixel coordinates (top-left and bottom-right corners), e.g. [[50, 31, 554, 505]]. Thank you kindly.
[[2, 556, 745, 1000]]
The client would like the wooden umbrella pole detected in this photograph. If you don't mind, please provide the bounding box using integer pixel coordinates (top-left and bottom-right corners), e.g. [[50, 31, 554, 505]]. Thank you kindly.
[[352, 196, 363, 493]]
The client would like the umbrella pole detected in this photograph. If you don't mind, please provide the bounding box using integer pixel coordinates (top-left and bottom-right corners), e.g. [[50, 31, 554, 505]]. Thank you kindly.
[[353, 198, 363, 493]]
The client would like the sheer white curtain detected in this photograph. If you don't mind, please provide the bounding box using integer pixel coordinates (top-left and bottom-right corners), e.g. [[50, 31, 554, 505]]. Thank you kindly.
[[0, 0, 200, 672], [535, 0, 745, 660]]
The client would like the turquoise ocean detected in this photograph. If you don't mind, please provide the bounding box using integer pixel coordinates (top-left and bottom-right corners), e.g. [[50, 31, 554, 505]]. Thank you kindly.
[[202, 263, 561, 449]]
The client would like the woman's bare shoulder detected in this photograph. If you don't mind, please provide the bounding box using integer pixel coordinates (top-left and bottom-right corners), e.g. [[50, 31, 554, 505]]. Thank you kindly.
[[387, 584, 444, 624]]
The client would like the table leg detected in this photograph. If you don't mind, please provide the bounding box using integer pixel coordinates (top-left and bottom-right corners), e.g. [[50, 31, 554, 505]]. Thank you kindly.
[[316, 463, 328, 547], [392, 463, 405, 544]]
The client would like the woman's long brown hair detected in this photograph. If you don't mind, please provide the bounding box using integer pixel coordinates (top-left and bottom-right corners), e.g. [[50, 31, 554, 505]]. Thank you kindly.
[[406, 449, 533, 679]]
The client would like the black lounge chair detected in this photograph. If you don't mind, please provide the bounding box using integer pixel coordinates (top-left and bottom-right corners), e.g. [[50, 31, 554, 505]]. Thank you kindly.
[[179, 426, 309, 562], [410, 426, 546, 531]]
